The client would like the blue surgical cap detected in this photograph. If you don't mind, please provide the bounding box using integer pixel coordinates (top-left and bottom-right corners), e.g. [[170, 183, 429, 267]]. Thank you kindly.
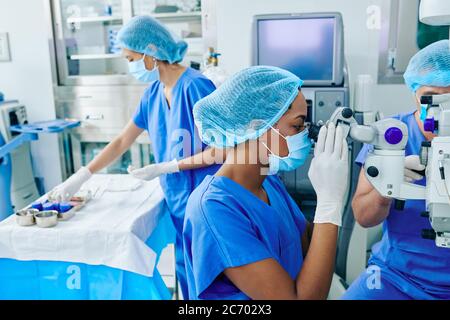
[[117, 15, 188, 64], [193, 66, 303, 148], [404, 40, 450, 93]]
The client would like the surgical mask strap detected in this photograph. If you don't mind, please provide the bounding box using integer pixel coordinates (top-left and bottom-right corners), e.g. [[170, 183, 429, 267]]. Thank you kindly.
[[261, 124, 287, 156], [140, 54, 158, 71]]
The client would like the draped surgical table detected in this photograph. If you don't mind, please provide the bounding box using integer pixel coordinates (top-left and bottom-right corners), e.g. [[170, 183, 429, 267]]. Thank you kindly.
[[0, 175, 175, 300]]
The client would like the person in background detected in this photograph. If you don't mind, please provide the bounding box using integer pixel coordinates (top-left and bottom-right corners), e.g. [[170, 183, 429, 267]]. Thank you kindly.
[[344, 40, 450, 299], [183, 66, 349, 300], [49, 15, 222, 298]]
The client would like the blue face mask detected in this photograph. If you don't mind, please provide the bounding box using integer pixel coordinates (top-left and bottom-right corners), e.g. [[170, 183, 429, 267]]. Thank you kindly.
[[263, 127, 312, 175], [129, 54, 159, 83]]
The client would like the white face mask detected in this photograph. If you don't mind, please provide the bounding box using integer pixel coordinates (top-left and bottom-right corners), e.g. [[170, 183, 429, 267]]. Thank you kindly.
[[128, 55, 160, 83]]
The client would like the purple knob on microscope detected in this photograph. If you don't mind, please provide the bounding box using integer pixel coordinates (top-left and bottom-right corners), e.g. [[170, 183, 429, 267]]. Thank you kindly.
[[423, 117, 435, 132], [384, 127, 403, 145]]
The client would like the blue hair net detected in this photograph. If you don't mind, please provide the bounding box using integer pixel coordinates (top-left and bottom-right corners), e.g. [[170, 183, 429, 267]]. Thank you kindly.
[[404, 40, 450, 92], [117, 15, 188, 64], [193, 66, 303, 148]]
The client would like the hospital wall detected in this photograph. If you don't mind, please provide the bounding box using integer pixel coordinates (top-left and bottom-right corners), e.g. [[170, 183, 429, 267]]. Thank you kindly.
[[215, 0, 416, 117], [0, 0, 62, 191]]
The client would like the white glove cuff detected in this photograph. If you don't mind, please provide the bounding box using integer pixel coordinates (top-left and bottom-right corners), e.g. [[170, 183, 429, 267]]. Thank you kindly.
[[313, 201, 343, 227], [166, 159, 180, 173], [77, 166, 93, 182]]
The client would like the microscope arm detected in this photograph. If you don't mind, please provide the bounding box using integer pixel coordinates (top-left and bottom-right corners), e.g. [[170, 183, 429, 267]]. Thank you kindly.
[[348, 125, 376, 144], [363, 148, 426, 200], [328, 107, 426, 202]]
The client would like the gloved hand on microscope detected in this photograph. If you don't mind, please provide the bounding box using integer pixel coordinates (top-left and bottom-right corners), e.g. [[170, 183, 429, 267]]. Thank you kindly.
[[404, 155, 426, 183]]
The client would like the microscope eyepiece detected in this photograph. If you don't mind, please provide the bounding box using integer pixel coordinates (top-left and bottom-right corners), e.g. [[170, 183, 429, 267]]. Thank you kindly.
[[307, 122, 323, 142], [341, 108, 353, 119], [420, 96, 433, 105]]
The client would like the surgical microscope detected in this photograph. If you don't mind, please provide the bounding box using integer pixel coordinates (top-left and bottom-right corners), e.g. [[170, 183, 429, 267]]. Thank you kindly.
[[322, 0, 450, 249], [326, 97, 450, 249]]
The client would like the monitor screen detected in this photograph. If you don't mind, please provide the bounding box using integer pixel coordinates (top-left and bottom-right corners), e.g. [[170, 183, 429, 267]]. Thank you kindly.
[[257, 17, 336, 81]]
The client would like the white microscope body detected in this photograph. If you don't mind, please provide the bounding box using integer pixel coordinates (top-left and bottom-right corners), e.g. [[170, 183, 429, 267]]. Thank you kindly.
[[417, 0, 450, 247], [326, 0, 450, 249], [420, 94, 450, 247], [329, 97, 450, 248]]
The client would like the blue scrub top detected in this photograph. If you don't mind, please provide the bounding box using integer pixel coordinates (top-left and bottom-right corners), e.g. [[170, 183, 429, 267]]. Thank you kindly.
[[133, 68, 221, 223], [356, 109, 450, 295], [183, 175, 307, 300]]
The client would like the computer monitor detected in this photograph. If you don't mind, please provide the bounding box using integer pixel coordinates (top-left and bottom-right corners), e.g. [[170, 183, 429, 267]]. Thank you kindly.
[[253, 13, 345, 86]]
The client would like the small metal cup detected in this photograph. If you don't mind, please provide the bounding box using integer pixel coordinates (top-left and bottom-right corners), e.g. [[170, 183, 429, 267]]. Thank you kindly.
[[15, 209, 39, 226], [34, 210, 58, 228], [57, 209, 75, 221]]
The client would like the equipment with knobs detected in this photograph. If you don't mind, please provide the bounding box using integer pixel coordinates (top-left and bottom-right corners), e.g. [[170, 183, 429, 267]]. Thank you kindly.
[[0, 101, 39, 214]]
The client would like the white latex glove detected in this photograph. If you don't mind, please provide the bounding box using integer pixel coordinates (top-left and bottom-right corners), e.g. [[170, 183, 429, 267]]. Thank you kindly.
[[127, 159, 180, 181], [48, 167, 92, 202], [308, 123, 349, 226], [404, 155, 425, 183]]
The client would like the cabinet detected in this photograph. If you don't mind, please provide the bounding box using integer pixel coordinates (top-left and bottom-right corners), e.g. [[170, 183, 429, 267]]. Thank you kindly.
[[51, 0, 206, 86], [48, 0, 214, 177]]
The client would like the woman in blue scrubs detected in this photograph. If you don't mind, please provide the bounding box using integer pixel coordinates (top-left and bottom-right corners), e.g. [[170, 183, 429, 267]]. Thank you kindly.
[[345, 40, 450, 299], [183, 66, 350, 300], [50, 16, 222, 298]]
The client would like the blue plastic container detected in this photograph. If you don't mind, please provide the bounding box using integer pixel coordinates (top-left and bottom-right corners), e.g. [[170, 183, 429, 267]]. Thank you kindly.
[[31, 201, 44, 211], [42, 202, 59, 212], [59, 203, 73, 213]]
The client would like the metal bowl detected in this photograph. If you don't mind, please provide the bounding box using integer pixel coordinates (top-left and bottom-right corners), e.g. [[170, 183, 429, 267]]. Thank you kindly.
[[34, 210, 58, 228], [57, 209, 75, 221], [15, 209, 39, 226]]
